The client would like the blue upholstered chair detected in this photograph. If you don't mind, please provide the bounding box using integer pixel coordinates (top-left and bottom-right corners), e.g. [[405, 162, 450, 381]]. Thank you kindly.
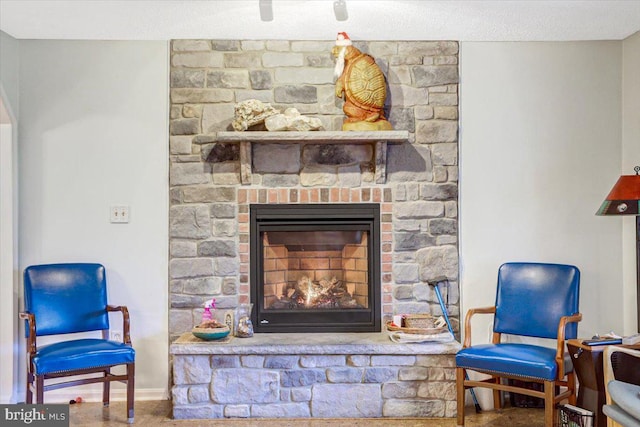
[[455, 262, 582, 426], [20, 263, 135, 423], [603, 346, 640, 427]]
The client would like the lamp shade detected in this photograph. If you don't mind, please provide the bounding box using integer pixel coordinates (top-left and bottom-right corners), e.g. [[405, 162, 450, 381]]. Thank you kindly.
[[596, 167, 640, 215]]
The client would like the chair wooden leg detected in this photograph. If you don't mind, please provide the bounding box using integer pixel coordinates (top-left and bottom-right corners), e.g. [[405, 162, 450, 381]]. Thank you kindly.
[[126, 363, 135, 424], [567, 372, 577, 405], [26, 372, 33, 404], [544, 380, 555, 427], [35, 375, 44, 404], [456, 367, 465, 426], [492, 375, 502, 410], [102, 368, 110, 407]]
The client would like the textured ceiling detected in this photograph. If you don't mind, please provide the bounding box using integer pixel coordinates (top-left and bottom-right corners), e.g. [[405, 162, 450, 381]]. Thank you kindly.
[[1, 0, 639, 42]]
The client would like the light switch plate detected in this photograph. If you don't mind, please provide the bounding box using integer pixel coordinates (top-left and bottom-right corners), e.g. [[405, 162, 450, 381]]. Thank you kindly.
[[110, 205, 130, 223]]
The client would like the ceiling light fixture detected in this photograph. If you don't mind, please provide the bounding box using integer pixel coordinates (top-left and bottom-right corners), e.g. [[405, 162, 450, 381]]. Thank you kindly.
[[333, 0, 348, 21]]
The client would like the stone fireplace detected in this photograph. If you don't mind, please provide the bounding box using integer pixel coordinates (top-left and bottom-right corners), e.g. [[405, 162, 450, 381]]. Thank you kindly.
[[250, 203, 381, 333], [168, 38, 460, 419]]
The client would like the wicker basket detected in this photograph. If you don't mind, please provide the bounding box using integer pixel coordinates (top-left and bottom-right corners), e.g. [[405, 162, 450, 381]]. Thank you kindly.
[[404, 314, 435, 329], [385, 320, 447, 335]]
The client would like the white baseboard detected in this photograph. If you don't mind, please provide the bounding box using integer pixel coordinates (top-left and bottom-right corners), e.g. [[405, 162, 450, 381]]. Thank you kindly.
[[17, 388, 168, 404]]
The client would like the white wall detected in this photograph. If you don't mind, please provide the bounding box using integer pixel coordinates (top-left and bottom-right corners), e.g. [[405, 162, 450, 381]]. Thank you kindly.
[[0, 30, 20, 404], [18, 40, 169, 400], [622, 31, 640, 333], [459, 41, 625, 343]]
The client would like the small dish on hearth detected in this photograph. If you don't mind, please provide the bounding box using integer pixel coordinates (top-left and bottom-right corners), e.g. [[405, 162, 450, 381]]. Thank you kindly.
[[192, 321, 230, 341]]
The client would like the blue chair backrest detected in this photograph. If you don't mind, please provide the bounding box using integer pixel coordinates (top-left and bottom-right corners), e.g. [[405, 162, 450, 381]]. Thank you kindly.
[[24, 263, 110, 337], [493, 262, 580, 340]]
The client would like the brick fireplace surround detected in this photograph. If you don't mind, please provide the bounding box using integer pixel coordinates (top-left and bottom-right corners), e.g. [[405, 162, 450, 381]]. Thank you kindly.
[[169, 39, 460, 419]]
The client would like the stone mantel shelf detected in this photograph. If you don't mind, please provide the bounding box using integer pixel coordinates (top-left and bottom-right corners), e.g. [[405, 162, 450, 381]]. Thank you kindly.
[[214, 130, 410, 185], [171, 331, 461, 356]]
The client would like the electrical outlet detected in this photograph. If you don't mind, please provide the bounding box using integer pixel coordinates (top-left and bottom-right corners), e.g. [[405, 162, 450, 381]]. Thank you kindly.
[[110, 206, 130, 223], [110, 330, 123, 342]]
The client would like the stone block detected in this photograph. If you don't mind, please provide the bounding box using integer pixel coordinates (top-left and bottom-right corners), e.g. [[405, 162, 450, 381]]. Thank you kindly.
[[241, 355, 265, 368], [183, 187, 236, 203], [224, 52, 261, 68], [429, 93, 458, 106], [390, 55, 423, 66], [222, 278, 237, 295], [416, 355, 457, 368], [172, 52, 224, 68], [275, 68, 333, 84], [188, 385, 210, 403], [170, 205, 211, 239], [262, 174, 299, 187], [347, 355, 370, 367], [412, 283, 430, 302], [393, 220, 423, 232], [206, 70, 249, 88], [172, 404, 222, 419], [415, 105, 435, 120], [169, 309, 193, 335], [235, 90, 274, 103], [299, 355, 346, 368], [395, 232, 435, 252], [416, 120, 457, 143], [224, 405, 250, 418], [212, 40, 240, 51], [387, 143, 432, 183], [291, 387, 312, 402], [211, 203, 236, 218], [274, 85, 318, 103], [170, 163, 211, 186], [393, 264, 420, 284], [181, 277, 222, 295], [300, 164, 337, 187], [280, 369, 326, 387], [369, 42, 399, 57], [170, 136, 193, 155], [213, 219, 236, 237], [172, 40, 211, 51], [429, 218, 457, 235], [326, 368, 364, 383], [266, 40, 290, 51], [399, 366, 430, 381], [249, 70, 273, 90], [388, 85, 428, 107], [251, 402, 311, 418], [171, 241, 198, 258], [306, 54, 334, 68], [241, 40, 265, 51], [263, 52, 304, 67], [198, 240, 236, 257], [431, 143, 458, 166], [416, 245, 458, 281], [420, 183, 458, 200], [433, 106, 458, 120], [264, 356, 299, 369], [388, 107, 415, 131], [171, 88, 234, 104], [291, 41, 333, 52], [171, 70, 205, 88], [170, 118, 200, 135], [253, 144, 301, 173], [393, 201, 444, 219], [418, 381, 456, 401], [311, 384, 382, 417], [172, 385, 189, 405], [211, 356, 241, 368], [394, 285, 413, 300], [211, 162, 240, 185], [371, 355, 415, 366], [211, 370, 279, 403], [337, 164, 361, 188], [398, 41, 458, 56], [364, 367, 397, 383], [383, 399, 445, 417], [412, 65, 459, 87], [173, 355, 212, 385], [170, 258, 215, 279], [381, 382, 418, 399], [215, 257, 239, 275]]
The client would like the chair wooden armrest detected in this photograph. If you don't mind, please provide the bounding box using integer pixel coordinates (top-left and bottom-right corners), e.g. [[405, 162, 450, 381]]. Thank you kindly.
[[19, 311, 37, 355], [554, 312, 582, 378], [463, 306, 496, 348], [107, 305, 132, 345]]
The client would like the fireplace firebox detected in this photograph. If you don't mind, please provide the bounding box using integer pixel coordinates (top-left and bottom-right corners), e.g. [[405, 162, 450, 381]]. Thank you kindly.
[[250, 204, 381, 333]]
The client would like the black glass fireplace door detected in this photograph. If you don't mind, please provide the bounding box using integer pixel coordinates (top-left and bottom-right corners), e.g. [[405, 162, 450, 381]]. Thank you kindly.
[[250, 204, 381, 333]]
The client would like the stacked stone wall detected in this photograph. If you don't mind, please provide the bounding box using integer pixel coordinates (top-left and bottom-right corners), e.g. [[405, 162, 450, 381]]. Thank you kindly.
[[169, 39, 460, 340]]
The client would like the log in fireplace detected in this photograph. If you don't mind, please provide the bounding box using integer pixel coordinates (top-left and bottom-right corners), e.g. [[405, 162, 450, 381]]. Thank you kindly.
[[250, 204, 381, 333]]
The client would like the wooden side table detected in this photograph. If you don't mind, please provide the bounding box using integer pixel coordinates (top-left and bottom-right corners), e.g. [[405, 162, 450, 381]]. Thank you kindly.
[[566, 339, 640, 427]]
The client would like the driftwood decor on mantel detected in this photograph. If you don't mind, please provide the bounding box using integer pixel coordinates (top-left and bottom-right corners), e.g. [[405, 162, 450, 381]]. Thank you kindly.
[[214, 130, 409, 185]]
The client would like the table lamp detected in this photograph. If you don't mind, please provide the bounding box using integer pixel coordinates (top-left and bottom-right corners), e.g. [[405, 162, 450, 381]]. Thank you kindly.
[[597, 166, 640, 330]]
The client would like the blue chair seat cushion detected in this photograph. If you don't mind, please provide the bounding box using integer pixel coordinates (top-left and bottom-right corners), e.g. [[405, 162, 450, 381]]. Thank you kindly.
[[456, 343, 558, 381], [607, 380, 640, 421], [33, 339, 135, 375]]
